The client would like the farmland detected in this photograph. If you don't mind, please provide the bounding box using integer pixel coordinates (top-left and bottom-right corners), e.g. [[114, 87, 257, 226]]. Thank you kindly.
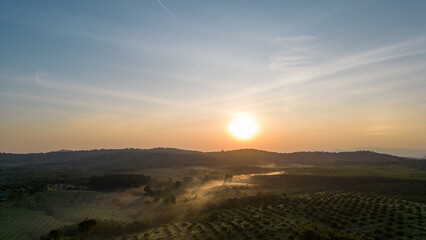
[[0, 190, 131, 240], [1, 149, 426, 239], [138, 191, 425, 240]]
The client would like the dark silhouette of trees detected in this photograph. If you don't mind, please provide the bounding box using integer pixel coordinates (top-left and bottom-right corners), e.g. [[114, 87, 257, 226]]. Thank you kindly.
[[163, 195, 176, 205], [143, 185, 155, 196], [88, 174, 151, 191], [174, 181, 182, 188], [78, 219, 97, 233], [43, 229, 64, 240]]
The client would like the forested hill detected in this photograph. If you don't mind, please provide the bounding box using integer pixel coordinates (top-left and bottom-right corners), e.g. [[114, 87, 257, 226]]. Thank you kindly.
[[208, 149, 420, 166], [0, 148, 424, 169], [0, 148, 198, 167]]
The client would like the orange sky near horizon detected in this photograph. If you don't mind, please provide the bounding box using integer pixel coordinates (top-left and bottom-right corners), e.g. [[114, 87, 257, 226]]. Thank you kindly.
[[1, 1, 426, 154], [1, 108, 425, 153]]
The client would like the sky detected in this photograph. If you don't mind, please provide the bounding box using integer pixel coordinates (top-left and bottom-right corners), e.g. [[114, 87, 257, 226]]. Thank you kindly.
[[1, 0, 426, 153]]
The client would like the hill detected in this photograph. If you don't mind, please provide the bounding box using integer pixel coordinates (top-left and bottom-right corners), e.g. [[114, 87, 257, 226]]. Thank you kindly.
[[1, 148, 425, 171]]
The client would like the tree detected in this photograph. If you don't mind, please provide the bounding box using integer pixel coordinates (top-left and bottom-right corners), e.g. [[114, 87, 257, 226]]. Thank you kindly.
[[298, 224, 327, 240], [164, 195, 176, 205], [223, 174, 230, 185], [41, 229, 64, 240], [78, 219, 97, 234], [14, 192, 25, 206], [35, 193, 46, 206], [144, 185, 155, 196], [174, 181, 182, 188]]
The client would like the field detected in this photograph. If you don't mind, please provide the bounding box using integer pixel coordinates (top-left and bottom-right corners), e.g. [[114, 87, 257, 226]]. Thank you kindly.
[[138, 191, 425, 240], [0, 190, 131, 240], [0, 205, 65, 240], [282, 165, 426, 181], [1, 149, 426, 239]]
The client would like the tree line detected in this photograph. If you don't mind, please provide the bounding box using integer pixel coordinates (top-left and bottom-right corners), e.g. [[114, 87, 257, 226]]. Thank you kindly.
[[88, 174, 151, 191]]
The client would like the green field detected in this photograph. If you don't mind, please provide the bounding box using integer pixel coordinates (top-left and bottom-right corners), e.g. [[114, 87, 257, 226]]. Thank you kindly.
[[0, 190, 131, 240], [137, 191, 425, 240], [0, 205, 67, 240]]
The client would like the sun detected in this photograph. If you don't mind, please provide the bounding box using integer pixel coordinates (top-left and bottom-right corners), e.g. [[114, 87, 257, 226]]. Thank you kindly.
[[228, 113, 259, 139]]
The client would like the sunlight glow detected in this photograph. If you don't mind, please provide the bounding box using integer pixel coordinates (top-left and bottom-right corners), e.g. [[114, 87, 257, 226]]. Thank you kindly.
[[228, 114, 259, 140]]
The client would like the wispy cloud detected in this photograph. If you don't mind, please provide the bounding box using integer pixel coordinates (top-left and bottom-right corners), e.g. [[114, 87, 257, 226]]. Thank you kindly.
[[155, 0, 176, 18], [34, 71, 49, 84], [274, 35, 317, 42], [268, 37, 426, 85], [33, 71, 186, 109], [31, 70, 236, 125], [268, 48, 321, 73], [197, 37, 426, 113]]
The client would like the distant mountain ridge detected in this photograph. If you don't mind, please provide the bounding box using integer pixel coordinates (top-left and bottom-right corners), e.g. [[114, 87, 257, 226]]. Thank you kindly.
[[0, 148, 198, 166], [334, 147, 426, 159], [1, 148, 425, 170]]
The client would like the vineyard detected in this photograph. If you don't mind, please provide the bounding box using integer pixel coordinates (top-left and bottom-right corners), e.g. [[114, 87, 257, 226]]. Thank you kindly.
[[136, 191, 426, 240], [0, 205, 65, 240], [0, 190, 131, 240]]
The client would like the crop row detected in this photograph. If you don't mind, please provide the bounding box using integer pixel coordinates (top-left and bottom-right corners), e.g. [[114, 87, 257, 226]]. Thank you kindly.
[[136, 191, 425, 240]]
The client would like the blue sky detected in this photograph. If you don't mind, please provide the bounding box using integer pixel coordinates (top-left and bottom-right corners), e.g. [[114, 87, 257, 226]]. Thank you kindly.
[[1, 0, 426, 153]]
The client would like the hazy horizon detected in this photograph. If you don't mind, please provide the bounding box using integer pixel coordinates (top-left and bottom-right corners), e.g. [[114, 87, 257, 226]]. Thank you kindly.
[[1, 0, 426, 153], [2, 145, 426, 159]]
